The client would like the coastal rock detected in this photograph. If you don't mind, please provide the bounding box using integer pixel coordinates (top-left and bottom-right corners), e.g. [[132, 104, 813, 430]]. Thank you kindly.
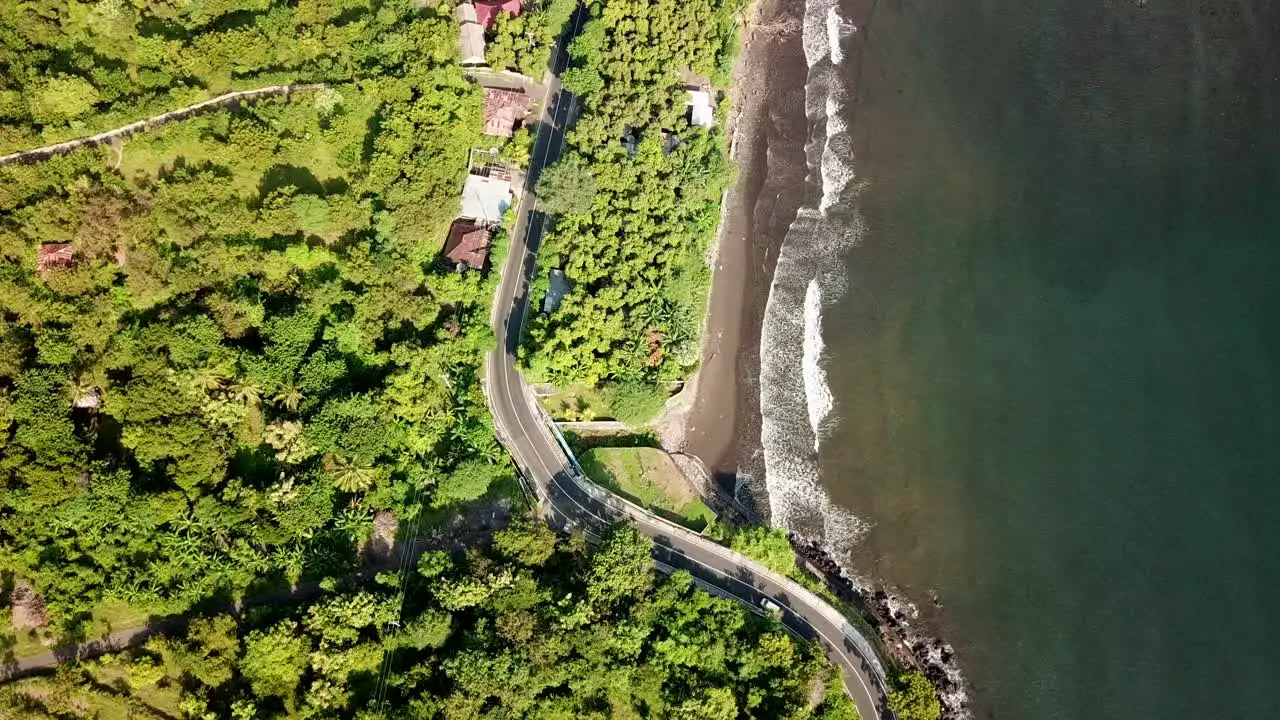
[[789, 533, 973, 720]]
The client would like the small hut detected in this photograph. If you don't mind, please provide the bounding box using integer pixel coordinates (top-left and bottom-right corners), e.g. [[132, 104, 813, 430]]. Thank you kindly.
[[443, 221, 493, 271], [36, 243, 74, 274]]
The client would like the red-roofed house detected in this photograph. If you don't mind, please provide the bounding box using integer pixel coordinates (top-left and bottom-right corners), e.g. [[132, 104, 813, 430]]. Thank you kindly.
[[36, 243, 74, 274], [483, 88, 532, 137], [474, 0, 522, 28], [442, 221, 493, 270]]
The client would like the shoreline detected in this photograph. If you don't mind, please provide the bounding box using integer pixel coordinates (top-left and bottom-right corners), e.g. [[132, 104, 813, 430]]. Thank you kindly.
[[660, 0, 976, 716], [660, 0, 811, 512]]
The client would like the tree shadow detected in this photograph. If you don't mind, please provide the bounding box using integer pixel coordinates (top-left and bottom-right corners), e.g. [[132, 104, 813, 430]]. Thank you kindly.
[[361, 111, 383, 166], [155, 156, 233, 183], [230, 445, 279, 489], [257, 164, 348, 201]]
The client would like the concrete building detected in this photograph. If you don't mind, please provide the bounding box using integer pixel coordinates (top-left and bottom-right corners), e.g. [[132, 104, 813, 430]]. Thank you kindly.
[[542, 268, 571, 314], [687, 90, 715, 128], [460, 173, 512, 223], [456, 3, 486, 66]]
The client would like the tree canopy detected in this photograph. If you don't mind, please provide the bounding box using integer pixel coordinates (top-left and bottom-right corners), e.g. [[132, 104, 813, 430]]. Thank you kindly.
[[484, 0, 576, 76], [888, 670, 943, 720], [0, 0, 472, 154], [0, 3, 509, 640], [520, 0, 742, 390], [0, 526, 861, 720]]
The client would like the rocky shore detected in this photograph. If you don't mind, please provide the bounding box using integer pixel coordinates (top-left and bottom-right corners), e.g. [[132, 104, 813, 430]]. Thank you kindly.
[[791, 534, 972, 720]]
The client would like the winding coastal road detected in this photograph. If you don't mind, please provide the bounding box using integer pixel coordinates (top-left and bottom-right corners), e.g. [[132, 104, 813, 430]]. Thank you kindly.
[[481, 12, 891, 720]]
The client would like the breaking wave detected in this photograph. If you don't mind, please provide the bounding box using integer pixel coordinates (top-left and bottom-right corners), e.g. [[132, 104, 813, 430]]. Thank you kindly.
[[826, 6, 855, 65], [758, 0, 867, 550], [802, 279, 833, 450]]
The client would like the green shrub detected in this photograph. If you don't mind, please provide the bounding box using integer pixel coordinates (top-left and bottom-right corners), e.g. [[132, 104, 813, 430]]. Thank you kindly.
[[888, 670, 942, 720], [603, 380, 668, 425]]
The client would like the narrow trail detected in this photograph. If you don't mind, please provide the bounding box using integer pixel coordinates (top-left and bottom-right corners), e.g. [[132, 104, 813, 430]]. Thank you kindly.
[[0, 83, 328, 167], [0, 522, 509, 683]]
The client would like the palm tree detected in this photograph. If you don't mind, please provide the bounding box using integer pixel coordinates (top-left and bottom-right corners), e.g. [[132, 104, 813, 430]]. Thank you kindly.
[[189, 366, 228, 393], [326, 454, 376, 493], [230, 381, 261, 409], [481, 443, 507, 465], [273, 384, 303, 412]]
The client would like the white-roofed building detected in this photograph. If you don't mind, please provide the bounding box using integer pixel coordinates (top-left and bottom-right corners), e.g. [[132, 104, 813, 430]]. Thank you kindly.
[[460, 173, 512, 222], [456, 4, 486, 66], [687, 90, 715, 128]]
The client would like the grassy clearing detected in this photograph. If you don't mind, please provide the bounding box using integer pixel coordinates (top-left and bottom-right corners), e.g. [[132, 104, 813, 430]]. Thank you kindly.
[[117, 84, 378, 197], [0, 625, 51, 660], [540, 383, 612, 421], [0, 599, 155, 661], [579, 447, 716, 531], [3, 653, 184, 720], [88, 655, 186, 719]]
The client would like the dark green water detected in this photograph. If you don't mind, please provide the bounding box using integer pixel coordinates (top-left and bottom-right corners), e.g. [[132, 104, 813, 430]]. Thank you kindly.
[[825, 0, 1280, 717]]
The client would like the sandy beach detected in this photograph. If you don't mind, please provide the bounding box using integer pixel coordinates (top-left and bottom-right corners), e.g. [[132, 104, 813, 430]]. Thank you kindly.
[[670, 0, 811, 508]]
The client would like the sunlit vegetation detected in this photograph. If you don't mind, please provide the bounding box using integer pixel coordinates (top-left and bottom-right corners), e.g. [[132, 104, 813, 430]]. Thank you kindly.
[[579, 446, 715, 531], [0, 5, 505, 641], [0, 0, 471, 153], [0, 526, 859, 720], [484, 0, 576, 76], [0, 4, 881, 720], [888, 670, 943, 720]]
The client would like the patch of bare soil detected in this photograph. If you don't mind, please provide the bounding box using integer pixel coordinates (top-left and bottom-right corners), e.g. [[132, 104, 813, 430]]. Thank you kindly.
[[363, 510, 398, 564], [11, 581, 48, 631]]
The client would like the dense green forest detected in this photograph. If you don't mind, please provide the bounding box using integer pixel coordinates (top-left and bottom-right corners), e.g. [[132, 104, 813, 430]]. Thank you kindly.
[[0, 3, 935, 719], [520, 0, 740, 408], [0, 525, 862, 720], [0, 1, 510, 641], [0, 0, 477, 153]]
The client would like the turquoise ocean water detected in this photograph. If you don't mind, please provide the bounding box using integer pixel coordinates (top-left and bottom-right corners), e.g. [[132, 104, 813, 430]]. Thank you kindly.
[[818, 0, 1280, 716]]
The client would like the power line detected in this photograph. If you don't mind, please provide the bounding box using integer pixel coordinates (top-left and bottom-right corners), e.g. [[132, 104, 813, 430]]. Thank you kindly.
[[369, 474, 426, 713]]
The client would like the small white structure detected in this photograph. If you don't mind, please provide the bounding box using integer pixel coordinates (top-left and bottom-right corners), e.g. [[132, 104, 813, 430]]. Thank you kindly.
[[687, 90, 715, 128], [460, 174, 512, 222], [457, 4, 486, 66]]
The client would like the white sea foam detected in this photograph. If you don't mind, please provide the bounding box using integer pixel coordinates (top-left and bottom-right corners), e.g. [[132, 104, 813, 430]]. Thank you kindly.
[[801, 0, 833, 68], [819, 91, 855, 215], [826, 6, 854, 64], [758, 0, 869, 552], [802, 279, 833, 450]]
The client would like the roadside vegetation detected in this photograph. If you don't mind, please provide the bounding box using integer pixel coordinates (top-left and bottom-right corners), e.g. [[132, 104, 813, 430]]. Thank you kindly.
[[888, 669, 943, 720], [0, 525, 860, 720], [0, 0, 464, 154], [0, 3, 894, 718], [484, 0, 576, 76], [521, 0, 742, 410]]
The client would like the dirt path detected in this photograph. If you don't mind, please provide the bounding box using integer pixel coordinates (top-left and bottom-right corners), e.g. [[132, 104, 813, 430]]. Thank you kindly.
[[0, 83, 328, 167]]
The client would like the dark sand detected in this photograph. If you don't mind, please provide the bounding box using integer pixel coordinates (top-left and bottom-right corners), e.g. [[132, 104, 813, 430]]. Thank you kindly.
[[681, 0, 811, 501]]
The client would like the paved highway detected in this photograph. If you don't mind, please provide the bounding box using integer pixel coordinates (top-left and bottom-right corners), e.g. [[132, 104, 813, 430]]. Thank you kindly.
[[481, 11, 891, 720]]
